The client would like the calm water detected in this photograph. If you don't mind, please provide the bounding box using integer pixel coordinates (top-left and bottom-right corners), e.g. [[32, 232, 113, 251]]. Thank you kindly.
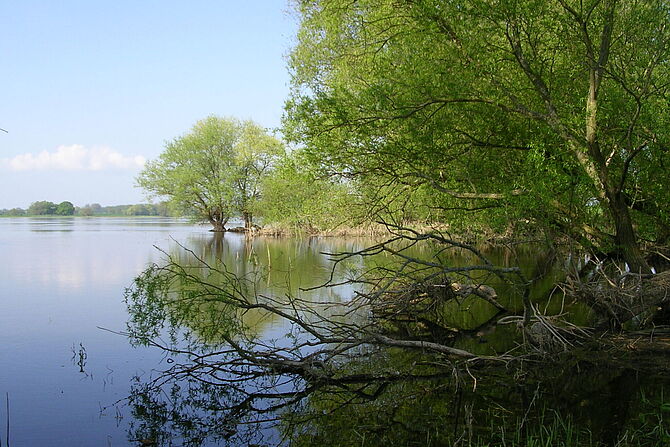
[[0, 218, 196, 446], [0, 217, 362, 446], [2, 218, 667, 446]]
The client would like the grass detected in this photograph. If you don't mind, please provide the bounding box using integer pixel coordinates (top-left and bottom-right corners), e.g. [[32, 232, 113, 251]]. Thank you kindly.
[[473, 406, 670, 447]]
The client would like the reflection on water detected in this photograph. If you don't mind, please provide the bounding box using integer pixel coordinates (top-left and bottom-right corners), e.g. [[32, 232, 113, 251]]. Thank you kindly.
[[0, 218, 220, 446], [2, 218, 668, 446], [124, 233, 670, 446], [282, 350, 670, 447], [0, 217, 388, 446], [188, 232, 363, 303]]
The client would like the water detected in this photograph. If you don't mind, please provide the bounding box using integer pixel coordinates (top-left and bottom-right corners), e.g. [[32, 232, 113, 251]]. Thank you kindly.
[[1, 218, 668, 446], [0, 218, 188, 445], [0, 217, 381, 446], [0, 219, 269, 445]]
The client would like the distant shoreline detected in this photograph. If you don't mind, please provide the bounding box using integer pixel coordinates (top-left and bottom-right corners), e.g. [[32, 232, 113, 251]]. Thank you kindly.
[[0, 214, 195, 220]]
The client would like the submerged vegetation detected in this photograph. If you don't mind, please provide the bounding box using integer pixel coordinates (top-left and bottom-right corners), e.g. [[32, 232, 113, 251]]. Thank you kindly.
[[122, 0, 670, 445]]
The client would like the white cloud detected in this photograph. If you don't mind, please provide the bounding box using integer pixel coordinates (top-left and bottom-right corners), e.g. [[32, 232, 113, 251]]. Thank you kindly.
[[1, 145, 146, 171]]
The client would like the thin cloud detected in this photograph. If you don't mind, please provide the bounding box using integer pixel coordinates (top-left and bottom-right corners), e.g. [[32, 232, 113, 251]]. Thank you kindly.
[[0, 145, 146, 171]]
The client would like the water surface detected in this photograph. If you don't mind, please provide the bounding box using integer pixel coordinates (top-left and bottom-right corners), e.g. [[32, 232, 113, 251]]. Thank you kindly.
[[0, 218, 295, 446], [2, 218, 667, 446]]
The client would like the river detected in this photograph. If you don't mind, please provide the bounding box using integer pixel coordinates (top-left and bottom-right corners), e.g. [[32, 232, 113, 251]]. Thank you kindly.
[[0, 217, 386, 446], [0, 217, 667, 446]]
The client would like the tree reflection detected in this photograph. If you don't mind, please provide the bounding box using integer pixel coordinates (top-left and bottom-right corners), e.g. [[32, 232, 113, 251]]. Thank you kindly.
[[122, 232, 669, 446], [122, 232, 526, 445], [126, 378, 257, 446], [121, 341, 668, 446]]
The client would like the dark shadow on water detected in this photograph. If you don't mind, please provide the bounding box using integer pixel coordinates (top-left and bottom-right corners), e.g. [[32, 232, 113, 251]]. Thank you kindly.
[[120, 237, 670, 446], [119, 344, 670, 447]]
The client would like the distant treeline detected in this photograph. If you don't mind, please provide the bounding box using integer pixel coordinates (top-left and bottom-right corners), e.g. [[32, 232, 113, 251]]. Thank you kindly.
[[0, 200, 178, 217]]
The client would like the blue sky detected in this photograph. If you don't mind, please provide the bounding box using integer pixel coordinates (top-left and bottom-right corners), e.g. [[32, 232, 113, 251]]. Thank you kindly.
[[0, 1, 297, 208]]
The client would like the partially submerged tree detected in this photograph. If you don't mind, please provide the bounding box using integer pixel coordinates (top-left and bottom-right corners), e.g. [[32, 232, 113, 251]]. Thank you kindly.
[[114, 2, 670, 443], [120, 227, 670, 445], [233, 121, 284, 230], [284, 0, 670, 271], [137, 116, 238, 231], [137, 116, 282, 231]]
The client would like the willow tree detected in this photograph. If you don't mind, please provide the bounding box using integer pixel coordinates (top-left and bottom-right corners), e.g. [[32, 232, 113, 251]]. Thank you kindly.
[[285, 0, 670, 271], [137, 116, 239, 231], [138, 117, 283, 231], [233, 122, 284, 229]]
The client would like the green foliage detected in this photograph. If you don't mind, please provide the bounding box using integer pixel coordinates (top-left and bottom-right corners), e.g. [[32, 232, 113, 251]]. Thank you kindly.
[[0, 207, 26, 216], [123, 204, 158, 216], [232, 120, 284, 227], [285, 0, 670, 262], [137, 116, 240, 230], [124, 259, 250, 348], [287, 363, 670, 447], [77, 203, 102, 216], [254, 149, 357, 232], [137, 116, 283, 231], [2, 201, 179, 217], [55, 201, 75, 216], [124, 204, 151, 216], [27, 200, 57, 215], [76, 202, 176, 216]]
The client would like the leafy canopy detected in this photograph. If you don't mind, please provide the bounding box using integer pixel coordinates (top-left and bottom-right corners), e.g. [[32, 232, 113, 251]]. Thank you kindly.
[[285, 0, 670, 268], [137, 116, 283, 231]]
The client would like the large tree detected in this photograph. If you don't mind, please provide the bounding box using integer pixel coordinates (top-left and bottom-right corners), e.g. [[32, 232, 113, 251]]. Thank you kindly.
[[233, 121, 284, 229], [137, 116, 282, 231], [137, 116, 239, 231], [285, 0, 670, 271]]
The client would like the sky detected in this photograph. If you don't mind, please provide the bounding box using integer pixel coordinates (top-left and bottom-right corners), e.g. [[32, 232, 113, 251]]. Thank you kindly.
[[0, 1, 298, 209]]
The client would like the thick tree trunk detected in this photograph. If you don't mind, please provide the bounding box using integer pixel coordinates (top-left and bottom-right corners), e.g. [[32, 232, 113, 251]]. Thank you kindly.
[[243, 211, 253, 230], [609, 192, 650, 273], [209, 219, 226, 232], [208, 212, 227, 232], [574, 1, 650, 272]]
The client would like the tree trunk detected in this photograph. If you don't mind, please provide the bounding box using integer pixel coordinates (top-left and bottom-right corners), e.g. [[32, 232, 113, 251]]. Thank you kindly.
[[609, 192, 650, 273], [209, 220, 226, 232], [208, 212, 227, 232], [243, 211, 253, 230]]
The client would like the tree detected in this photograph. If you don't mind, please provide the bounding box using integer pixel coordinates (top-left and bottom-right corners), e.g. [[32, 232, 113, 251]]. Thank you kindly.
[[125, 204, 158, 216], [154, 201, 177, 217], [254, 149, 357, 232], [233, 121, 284, 229], [137, 116, 282, 232], [284, 0, 670, 272], [55, 201, 75, 216], [77, 206, 93, 216], [78, 203, 102, 216], [27, 200, 57, 215], [0, 208, 25, 216], [137, 117, 240, 232]]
